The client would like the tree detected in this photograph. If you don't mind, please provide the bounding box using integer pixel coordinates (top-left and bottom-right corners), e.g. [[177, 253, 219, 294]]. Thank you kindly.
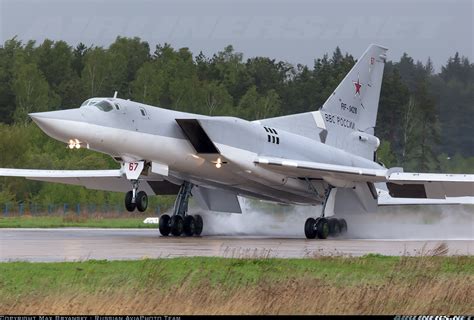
[[131, 62, 164, 106], [377, 140, 396, 168], [35, 39, 85, 108], [434, 54, 473, 156], [246, 57, 286, 94], [12, 60, 59, 124], [237, 86, 281, 120], [376, 65, 410, 159], [256, 89, 281, 120], [0, 38, 24, 123], [238, 85, 260, 119], [200, 81, 233, 116], [72, 42, 88, 76], [210, 45, 252, 104], [109, 36, 150, 97], [36, 40, 74, 89], [81, 47, 127, 97], [279, 64, 313, 115], [403, 80, 440, 171]]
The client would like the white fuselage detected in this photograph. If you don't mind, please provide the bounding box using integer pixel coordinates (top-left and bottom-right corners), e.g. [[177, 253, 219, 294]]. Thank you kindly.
[[30, 97, 384, 205]]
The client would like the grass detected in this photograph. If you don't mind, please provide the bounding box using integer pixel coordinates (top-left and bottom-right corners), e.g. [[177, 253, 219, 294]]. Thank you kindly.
[[0, 214, 156, 228], [0, 255, 473, 314]]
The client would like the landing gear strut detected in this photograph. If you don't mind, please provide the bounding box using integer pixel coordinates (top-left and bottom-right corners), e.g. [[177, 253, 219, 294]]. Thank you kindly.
[[304, 187, 347, 239], [124, 180, 148, 212], [158, 182, 203, 237]]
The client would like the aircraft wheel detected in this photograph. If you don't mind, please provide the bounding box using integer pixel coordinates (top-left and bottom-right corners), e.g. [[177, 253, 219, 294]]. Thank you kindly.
[[136, 191, 148, 212], [183, 215, 196, 237], [124, 191, 136, 212], [339, 218, 348, 234], [328, 218, 341, 236], [316, 217, 329, 239], [194, 215, 203, 236], [304, 217, 317, 239], [159, 214, 171, 236], [170, 215, 184, 236]]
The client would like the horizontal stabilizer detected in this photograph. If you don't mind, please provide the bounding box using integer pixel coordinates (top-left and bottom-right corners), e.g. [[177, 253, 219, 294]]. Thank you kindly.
[[254, 157, 474, 199], [377, 188, 474, 205], [387, 172, 474, 199]]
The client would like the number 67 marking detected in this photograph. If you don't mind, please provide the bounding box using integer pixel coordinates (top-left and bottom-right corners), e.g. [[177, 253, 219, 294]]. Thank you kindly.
[[129, 162, 139, 171]]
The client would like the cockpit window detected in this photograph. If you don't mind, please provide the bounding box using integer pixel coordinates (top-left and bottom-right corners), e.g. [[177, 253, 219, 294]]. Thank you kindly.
[[95, 100, 114, 112], [80, 99, 101, 107]]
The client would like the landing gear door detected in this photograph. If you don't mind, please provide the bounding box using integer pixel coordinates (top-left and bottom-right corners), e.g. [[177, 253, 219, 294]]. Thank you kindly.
[[123, 161, 144, 180]]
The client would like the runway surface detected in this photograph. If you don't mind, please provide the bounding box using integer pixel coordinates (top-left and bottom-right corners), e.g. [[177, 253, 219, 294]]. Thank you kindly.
[[0, 228, 472, 262]]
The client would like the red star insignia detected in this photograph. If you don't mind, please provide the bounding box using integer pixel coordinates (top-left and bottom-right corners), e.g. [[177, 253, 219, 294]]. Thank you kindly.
[[353, 77, 362, 95]]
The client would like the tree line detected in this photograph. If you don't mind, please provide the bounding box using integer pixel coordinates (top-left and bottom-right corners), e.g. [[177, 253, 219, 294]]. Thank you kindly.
[[0, 36, 472, 205]]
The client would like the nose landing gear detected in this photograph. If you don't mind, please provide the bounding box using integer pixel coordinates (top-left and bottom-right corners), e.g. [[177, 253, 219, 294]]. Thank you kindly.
[[124, 180, 148, 212], [158, 181, 203, 237]]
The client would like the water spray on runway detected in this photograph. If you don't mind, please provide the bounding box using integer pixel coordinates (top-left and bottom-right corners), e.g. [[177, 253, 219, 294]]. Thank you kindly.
[[186, 198, 474, 239], [344, 204, 474, 240]]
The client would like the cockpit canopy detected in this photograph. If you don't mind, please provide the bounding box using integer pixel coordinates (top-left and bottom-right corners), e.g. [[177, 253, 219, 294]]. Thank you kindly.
[[80, 99, 118, 112]]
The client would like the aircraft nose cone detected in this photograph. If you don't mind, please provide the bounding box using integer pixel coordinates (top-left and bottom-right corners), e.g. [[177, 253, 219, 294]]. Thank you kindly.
[[29, 112, 48, 123], [28, 109, 84, 143], [29, 112, 58, 134]]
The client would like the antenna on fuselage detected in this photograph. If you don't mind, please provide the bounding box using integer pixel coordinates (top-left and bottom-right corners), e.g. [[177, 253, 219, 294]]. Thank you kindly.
[[113, 91, 118, 99]]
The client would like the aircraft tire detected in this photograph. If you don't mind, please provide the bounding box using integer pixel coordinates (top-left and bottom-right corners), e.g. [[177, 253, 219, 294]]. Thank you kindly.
[[159, 214, 171, 236], [316, 217, 329, 239], [304, 217, 317, 239], [125, 191, 136, 212], [136, 191, 148, 212], [170, 215, 184, 236], [183, 215, 196, 236], [328, 218, 341, 236], [339, 218, 348, 234], [194, 215, 203, 236]]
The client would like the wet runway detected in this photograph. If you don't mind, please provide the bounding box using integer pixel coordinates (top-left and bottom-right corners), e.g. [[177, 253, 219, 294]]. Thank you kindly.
[[0, 228, 472, 262]]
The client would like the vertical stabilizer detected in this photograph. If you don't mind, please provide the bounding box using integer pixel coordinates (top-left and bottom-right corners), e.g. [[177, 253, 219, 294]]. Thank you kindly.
[[319, 44, 387, 158], [258, 44, 388, 159], [321, 44, 387, 135]]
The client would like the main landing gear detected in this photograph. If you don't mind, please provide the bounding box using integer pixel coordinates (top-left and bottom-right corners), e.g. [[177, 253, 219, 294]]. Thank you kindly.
[[304, 187, 348, 239], [124, 180, 148, 212], [158, 181, 203, 237], [304, 217, 347, 239]]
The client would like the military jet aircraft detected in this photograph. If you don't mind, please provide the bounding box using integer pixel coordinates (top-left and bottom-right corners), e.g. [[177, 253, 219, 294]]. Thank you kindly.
[[1, 44, 472, 239]]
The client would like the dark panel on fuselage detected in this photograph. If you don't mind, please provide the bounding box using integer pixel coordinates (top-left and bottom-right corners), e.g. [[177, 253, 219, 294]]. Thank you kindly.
[[367, 182, 378, 199], [176, 119, 220, 154], [387, 182, 427, 198], [146, 180, 181, 195]]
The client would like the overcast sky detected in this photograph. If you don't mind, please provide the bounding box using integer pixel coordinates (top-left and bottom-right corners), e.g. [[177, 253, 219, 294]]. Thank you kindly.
[[0, 0, 472, 70]]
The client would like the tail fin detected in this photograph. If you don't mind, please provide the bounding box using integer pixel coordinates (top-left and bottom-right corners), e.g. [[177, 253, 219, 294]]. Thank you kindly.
[[321, 44, 387, 135], [318, 44, 387, 159], [258, 44, 387, 159]]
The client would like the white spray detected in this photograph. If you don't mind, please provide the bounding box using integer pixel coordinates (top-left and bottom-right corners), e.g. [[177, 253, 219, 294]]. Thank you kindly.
[[185, 198, 474, 240]]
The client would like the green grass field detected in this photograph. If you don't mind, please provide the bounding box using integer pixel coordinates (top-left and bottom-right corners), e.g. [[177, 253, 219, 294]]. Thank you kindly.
[[1, 255, 473, 314], [0, 215, 156, 228]]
